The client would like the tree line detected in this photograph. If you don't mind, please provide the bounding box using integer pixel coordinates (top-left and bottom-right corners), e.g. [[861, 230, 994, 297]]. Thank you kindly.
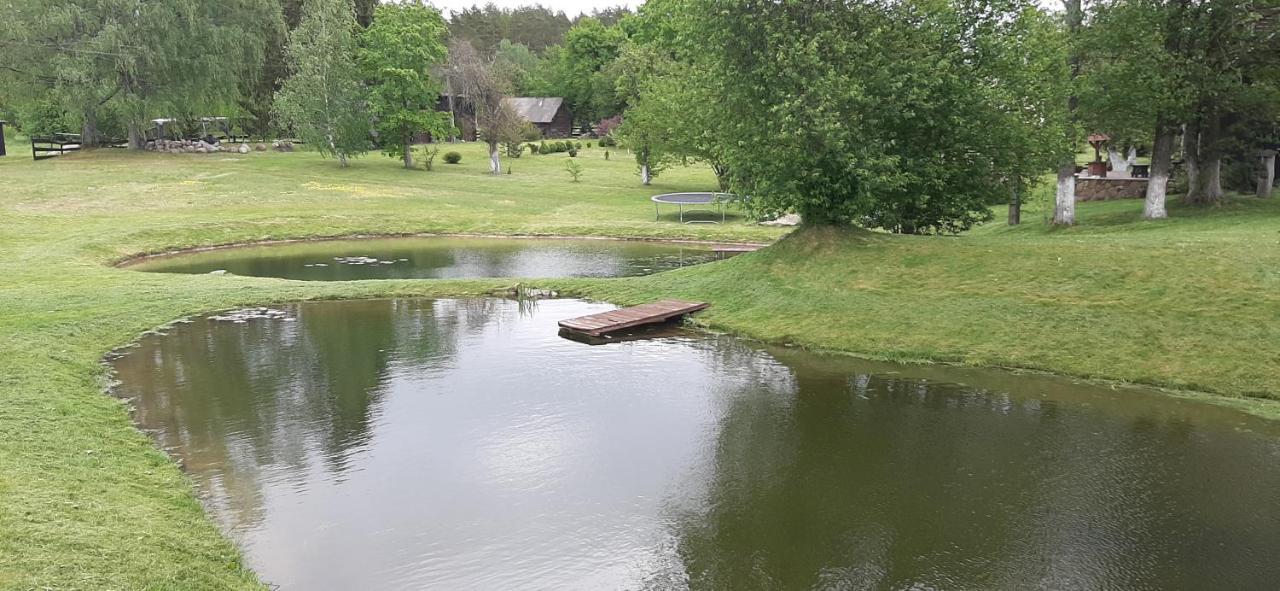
[[1, 0, 1276, 231]]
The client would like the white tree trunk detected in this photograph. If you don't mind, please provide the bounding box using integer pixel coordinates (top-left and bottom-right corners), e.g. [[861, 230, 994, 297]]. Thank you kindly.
[[488, 144, 501, 175], [1183, 124, 1200, 201], [1107, 147, 1128, 173], [1126, 146, 1138, 169], [1053, 164, 1076, 225], [1256, 151, 1275, 199], [1201, 157, 1223, 202], [640, 163, 652, 186], [1143, 123, 1173, 219]]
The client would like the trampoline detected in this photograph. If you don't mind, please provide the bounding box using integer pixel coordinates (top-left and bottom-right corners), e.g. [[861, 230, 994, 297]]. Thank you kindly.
[[651, 192, 740, 224]]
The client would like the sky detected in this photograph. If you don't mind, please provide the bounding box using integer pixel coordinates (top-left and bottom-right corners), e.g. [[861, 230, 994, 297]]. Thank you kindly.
[[430, 0, 644, 17]]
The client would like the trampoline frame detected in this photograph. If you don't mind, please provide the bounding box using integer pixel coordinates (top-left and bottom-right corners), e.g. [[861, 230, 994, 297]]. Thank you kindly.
[[650, 192, 738, 224]]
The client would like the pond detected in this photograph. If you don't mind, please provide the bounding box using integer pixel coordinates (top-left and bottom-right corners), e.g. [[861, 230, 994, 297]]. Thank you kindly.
[[126, 236, 720, 280], [110, 298, 1280, 590]]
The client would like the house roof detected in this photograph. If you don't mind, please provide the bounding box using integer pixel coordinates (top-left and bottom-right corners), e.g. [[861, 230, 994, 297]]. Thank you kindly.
[[503, 97, 565, 124]]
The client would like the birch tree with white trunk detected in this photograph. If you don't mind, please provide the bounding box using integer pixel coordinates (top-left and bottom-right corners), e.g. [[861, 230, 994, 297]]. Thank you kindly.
[[273, 0, 369, 167]]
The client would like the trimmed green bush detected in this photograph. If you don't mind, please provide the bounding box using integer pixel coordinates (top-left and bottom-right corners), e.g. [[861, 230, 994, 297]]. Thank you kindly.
[[443, 151, 462, 164]]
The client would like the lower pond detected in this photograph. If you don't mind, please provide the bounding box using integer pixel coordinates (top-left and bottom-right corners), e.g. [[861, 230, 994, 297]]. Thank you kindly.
[[111, 298, 1280, 590], [126, 236, 720, 280]]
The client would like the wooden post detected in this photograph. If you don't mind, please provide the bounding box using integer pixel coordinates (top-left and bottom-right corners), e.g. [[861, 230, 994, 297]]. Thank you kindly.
[[0, 120, 6, 157], [1258, 150, 1276, 199]]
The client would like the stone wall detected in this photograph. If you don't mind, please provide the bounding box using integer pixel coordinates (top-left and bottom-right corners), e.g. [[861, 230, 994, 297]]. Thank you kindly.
[[1076, 177, 1149, 201]]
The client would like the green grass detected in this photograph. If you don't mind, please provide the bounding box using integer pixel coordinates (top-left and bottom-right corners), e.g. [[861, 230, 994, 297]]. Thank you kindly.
[[0, 139, 1277, 589]]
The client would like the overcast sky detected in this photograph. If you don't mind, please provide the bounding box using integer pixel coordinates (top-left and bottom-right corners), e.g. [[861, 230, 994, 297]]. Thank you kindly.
[[430, 0, 643, 16]]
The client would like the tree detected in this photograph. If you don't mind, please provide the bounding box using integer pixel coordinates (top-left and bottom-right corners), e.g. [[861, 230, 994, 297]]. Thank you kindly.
[[611, 43, 676, 186], [0, 0, 277, 148], [1083, 0, 1280, 210], [273, 0, 370, 167], [1053, 0, 1085, 225], [359, 2, 451, 169], [557, 18, 627, 122], [447, 40, 525, 175], [675, 0, 1067, 232], [241, 0, 303, 139], [1080, 0, 1191, 219], [976, 5, 1072, 225]]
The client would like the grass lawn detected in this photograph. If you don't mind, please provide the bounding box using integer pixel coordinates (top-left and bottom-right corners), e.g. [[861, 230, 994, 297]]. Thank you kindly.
[[0, 138, 1277, 589]]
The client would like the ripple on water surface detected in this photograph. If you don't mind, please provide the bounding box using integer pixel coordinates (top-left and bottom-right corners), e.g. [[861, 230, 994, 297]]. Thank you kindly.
[[110, 298, 1280, 590]]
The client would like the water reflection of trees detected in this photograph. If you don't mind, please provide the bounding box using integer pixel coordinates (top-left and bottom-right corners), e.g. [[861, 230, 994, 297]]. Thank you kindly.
[[667, 350, 1280, 590], [111, 299, 496, 533]]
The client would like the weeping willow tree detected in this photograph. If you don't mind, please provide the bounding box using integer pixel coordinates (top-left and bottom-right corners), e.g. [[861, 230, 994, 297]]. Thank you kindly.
[[0, 0, 278, 147]]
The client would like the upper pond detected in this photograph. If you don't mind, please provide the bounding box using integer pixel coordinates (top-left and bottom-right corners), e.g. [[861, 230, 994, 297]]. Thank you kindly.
[[111, 298, 1280, 590], [126, 236, 719, 280]]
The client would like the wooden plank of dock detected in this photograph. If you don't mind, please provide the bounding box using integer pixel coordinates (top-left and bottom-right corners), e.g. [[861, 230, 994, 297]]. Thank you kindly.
[[558, 300, 709, 338], [712, 244, 763, 259]]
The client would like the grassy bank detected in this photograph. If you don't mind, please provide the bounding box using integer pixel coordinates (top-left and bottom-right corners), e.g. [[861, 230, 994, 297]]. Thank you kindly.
[[0, 140, 1277, 589]]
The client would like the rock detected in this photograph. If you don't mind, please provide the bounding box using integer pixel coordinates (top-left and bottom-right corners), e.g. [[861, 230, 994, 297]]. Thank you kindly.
[[760, 213, 801, 227], [237, 143, 250, 154], [210, 307, 291, 323], [255, 143, 268, 151], [208, 269, 228, 275]]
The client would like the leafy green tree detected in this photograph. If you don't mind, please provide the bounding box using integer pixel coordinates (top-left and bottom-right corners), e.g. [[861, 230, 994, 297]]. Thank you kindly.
[[676, 0, 1070, 232], [494, 40, 543, 95], [1081, 0, 1280, 212], [359, 2, 450, 169], [556, 18, 627, 123], [611, 43, 676, 185], [0, 0, 277, 147], [1052, 0, 1085, 225], [273, 0, 369, 167]]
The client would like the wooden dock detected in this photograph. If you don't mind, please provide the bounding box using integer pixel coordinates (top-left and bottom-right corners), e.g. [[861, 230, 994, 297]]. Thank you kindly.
[[558, 300, 709, 338], [713, 244, 763, 259]]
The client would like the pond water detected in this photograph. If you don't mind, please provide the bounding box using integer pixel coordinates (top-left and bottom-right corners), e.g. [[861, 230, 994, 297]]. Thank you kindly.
[[111, 299, 1280, 590], [127, 237, 719, 280]]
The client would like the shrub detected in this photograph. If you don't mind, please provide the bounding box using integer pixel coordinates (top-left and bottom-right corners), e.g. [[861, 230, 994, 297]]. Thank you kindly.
[[596, 115, 622, 137], [443, 151, 462, 164], [598, 135, 617, 148], [568, 148, 578, 157], [520, 123, 543, 143], [575, 141, 583, 150], [528, 143, 540, 154], [587, 142, 593, 149], [539, 140, 547, 154], [422, 146, 440, 171]]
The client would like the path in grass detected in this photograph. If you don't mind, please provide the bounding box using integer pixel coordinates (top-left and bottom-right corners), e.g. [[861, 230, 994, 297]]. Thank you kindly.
[[0, 141, 1277, 589]]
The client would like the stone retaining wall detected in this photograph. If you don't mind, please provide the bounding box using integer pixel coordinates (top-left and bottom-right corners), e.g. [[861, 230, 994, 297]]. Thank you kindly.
[[1076, 177, 1149, 201]]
